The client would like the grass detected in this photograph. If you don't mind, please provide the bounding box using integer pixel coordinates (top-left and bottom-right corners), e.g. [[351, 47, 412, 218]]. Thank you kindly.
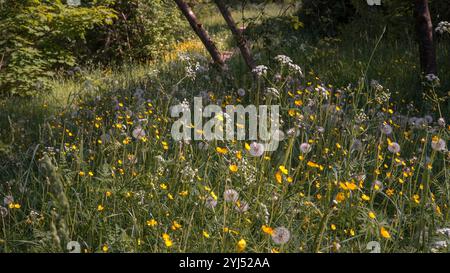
[[0, 4, 449, 253]]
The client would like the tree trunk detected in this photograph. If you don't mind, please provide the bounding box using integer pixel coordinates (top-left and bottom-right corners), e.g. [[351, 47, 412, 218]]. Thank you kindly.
[[174, 0, 224, 68], [213, 0, 256, 71], [414, 0, 437, 75]]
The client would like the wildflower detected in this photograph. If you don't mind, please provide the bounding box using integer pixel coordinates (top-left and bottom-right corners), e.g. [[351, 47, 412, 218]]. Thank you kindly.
[[279, 165, 288, 175], [216, 147, 228, 155], [368, 211, 376, 219], [0, 206, 8, 218], [435, 21, 450, 34], [275, 171, 282, 184], [235, 200, 249, 213], [252, 65, 268, 77], [380, 227, 391, 239], [330, 224, 337, 231], [237, 88, 246, 97], [171, 221, 182, 230], [275, 55, 293, 65], [3, 195, 14, 206], [162, 233, 173, 247], [237, 239, 247, 252], [437, 118, 445, 127], [372, 180, 384, 191], [205, 196, 218, 208], [249, 142, 265, 157], [361, 194, 370, 201], [224, 189, 239, 202], [102, 244, 109, 252], [271, 227, 291, 245], [229, 164, 238, 172], [300, 143, 312, 154], [202, 230, 210, 238], [388, 142, 401, 154], [146, 219, 158, 227], [97, 204, 104, 211], [436, 228, 450, 238], [132, 126, 146, 140], [262, 225, 274, 235], [380, 124, 393, 135], [431, 137, 446, 152]]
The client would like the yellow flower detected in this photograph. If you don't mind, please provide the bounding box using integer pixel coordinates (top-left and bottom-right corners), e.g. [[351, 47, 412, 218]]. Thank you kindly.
[[202, 230, 210, 238], [330, 224, 337, 231], [335, 192, 345, 202], [237, 239, 247, 252], [279, 165, 288, 175], [380, 227, 391, 239], [216, 147, 228, 154], [106, 191, 112, 197], [361, 194, 370, 201], [162, 233, 173, 247], [102, 244, 109, 252], [97, 204, 104, 211], [368, 211, 376, 219], [275, 170, 283, 184], [171, 221, 182, 230], [262, 225, 274, 235], [78, 171, 85, 176], [146, 219, 158, 227], [229, 164, 238, 172]]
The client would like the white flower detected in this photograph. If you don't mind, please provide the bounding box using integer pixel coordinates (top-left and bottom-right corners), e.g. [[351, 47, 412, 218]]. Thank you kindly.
[[436, 21, 450, 34], [438, 118, 445, 127], [288, 63, 303, 77], [388, 142, 401, 153], [300, 143, 312, 154], [380, 124, 393, 135], [132, 126, 146, 140], [436, 228, 450, 238], [271, 227, 291, 244], [249, 142, 265, 157], [274, 55, 293, 65], [224, 189, 239, 202], [252, 65, 268, 77], [431, 138, 446, 152]]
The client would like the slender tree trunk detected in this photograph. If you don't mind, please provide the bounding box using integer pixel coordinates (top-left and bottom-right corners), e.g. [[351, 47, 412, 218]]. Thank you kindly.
[[174, 0, 224, 67], [213, 0, 256, 71], [414, 0, 437, 75]]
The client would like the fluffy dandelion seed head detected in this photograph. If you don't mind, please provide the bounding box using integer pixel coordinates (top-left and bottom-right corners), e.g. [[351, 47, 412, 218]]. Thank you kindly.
[[388, 142, 401, 154], [3, 195, 14, 206], [380, 124, 393, 135], [431, 137, 447, 152], [249, 142, 265, 157], [205, 196, 218, 209], [437, 118, 446, 127], [271, 227, 291, 245], [0, 206, 8, 217], [132, 127, 146, 140], [372, 180, 384, 191], [224, 189, 239, 202], [235, 200, 250, 213], [237, 88, 246, 97], [300, 143, 312, 154]]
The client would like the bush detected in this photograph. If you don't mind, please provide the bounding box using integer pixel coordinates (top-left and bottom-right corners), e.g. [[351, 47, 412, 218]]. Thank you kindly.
[[84, 0, 186, 63], [0, 0, 117, 98]]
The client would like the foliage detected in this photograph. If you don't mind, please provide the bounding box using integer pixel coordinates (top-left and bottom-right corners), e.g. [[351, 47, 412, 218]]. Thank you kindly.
[[83, 0, 186, 63], [0, 0, 117, 98]]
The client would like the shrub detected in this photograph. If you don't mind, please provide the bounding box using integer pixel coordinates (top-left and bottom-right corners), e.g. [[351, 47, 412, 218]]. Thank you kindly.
[[0, 0, 116, 98]]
